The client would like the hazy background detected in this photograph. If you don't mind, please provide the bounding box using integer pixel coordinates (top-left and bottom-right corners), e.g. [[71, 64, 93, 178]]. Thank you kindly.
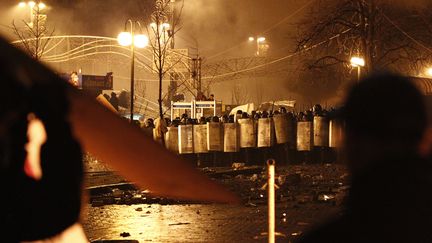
[[0, 0, 429, 111]]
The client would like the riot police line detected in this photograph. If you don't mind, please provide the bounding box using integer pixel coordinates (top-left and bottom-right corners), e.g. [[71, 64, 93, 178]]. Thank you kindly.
[[145, 106, 345, 167]]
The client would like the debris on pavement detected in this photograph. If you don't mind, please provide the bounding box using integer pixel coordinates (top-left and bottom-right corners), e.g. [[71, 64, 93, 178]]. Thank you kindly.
[[120, 232, 131, 237], [85, 164, 349, 209]]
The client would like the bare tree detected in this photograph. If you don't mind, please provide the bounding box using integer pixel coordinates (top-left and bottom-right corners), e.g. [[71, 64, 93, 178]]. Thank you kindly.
[[231, 83, 250, 105], [143, 0, 185, 146], [12, 1, 54, 60], [296, 0, 432, 76]]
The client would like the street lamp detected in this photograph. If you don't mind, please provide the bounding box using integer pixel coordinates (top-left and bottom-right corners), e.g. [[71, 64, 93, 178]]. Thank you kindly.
[[18, 1, 46, 28], [118, 20, 149, 122], [248, 36, 266, 56], [150, 22, 171, 45], [350, 56, 365, 82], [426, 67, 432, 77]]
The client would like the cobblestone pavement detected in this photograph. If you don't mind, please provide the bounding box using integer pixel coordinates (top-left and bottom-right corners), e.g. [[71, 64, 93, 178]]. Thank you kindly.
[[82, 164, 348, 243]]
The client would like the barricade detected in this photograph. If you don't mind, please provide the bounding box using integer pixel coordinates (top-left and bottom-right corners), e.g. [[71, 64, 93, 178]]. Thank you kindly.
[[159, 113, 345, 165]]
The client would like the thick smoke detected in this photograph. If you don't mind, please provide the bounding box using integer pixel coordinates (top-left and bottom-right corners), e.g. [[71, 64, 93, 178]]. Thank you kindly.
[[179, 0, 310, 59], [0, 0, 429, 106], [48, 0, 154, 37]]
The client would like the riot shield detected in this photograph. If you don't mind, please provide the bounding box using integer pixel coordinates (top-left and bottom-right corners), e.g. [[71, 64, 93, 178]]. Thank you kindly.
[[207, 122, 223, 151], [257, 118, 275, 147], [297, 121, 313, 151], [329, 119, 344, 148], [238, 118, 256, 148], [178, 124, 194, 154], [223, 123, 240, 152], [165, 126, 179, 153], [193, 124, 208, 153], [313, 116, 329, 147]]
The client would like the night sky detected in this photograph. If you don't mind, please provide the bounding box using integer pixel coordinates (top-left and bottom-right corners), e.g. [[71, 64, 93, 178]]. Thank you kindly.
[[1, 0, 429, 58], [0, 0, 430, 106]]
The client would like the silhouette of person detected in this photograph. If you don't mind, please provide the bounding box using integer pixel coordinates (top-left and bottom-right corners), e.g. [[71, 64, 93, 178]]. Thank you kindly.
[[199, 116, 206, 124], [141, 118, 155, 137], [1, 74, 83, 242], [196, 91, 206, 101], [109, 92, 119, 111], [296, 73, 432, 243]]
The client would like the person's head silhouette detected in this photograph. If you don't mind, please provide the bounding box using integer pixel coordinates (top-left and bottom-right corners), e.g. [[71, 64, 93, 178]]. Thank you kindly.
[[296, 72, 432, 243], [342, 72, 427, 175]]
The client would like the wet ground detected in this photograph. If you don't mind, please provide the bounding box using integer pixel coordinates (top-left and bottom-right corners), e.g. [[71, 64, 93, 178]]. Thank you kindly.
[[82, 161, 349, 243]]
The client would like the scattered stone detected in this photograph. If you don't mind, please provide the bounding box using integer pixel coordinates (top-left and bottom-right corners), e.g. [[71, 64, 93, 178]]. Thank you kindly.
[[120, 232, 131, 237], [250, 174, 258, 182], [135, 207, 143, 212], [112, 188, 124, 197], [232, 162, 245, 169], [286, 173, 302, 185], [297, 222, 310, 226], [317, 194, 335, 202], [91, 199, 104, 207], [297, 194, 313, 204], [168, 222, 191, 226], [277, 175, 286, 185], [245, 202, 257, 207]]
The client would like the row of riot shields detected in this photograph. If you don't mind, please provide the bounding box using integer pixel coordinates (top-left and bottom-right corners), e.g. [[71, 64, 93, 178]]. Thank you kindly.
[[163, 114, 344, 155], [296, 116, 344, 151], [165, 122, 236, 154]]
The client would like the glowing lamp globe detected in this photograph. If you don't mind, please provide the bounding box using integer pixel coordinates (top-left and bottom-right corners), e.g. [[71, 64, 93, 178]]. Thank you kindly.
[[117, 32, 132, 46], [134, 34, 149, 48]]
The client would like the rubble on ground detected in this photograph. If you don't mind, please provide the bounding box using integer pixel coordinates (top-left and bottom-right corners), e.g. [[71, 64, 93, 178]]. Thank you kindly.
[[85, 164, 349, 208]]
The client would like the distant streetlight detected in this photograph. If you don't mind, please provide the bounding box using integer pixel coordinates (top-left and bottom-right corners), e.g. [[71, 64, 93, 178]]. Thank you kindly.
[[117, 20, 149, 121], [350, 56, 365, 82], [426, 67, 432, 77], [150, 22, 171, 45], [248, 36, 266, 56], [38, 2, 46, 10]]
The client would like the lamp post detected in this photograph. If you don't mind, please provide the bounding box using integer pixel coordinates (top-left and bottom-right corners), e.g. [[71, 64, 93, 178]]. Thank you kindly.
[[18, 1, 46, 28], [248, 36, 266, 56], [118, 20, 149, 122], [350, 56, 365, 82]]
